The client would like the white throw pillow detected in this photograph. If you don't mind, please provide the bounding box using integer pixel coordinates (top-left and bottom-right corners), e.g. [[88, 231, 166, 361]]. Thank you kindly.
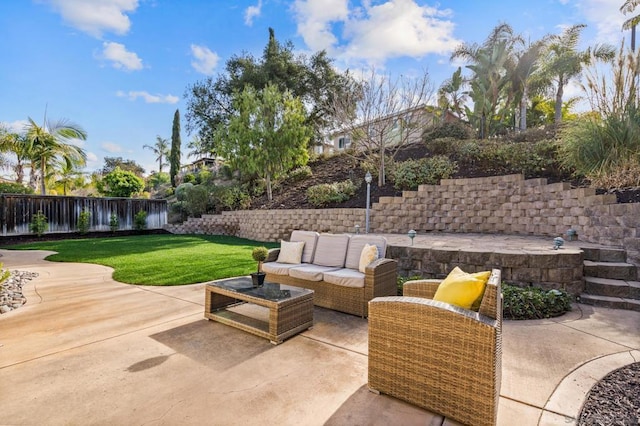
[[358, 244, 379, 273], [277, 241, 305, 264]]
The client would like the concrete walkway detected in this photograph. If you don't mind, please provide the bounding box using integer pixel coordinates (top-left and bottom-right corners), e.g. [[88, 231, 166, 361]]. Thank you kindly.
[[1, 249, 638, 426]]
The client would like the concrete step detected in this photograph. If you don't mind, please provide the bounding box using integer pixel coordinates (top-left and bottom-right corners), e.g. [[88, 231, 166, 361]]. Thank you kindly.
[[583, 261, 637, 281], [579, 294, 640, 312], [584, 277, 640, 299], [581, 247, 627, 263]]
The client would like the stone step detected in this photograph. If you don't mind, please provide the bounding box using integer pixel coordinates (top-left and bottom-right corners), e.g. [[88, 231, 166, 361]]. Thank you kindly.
[[581, 247, 627, 263], [584, 277, 640, 299], [583, 261, 637, 281], [579, 294, 640, 312]]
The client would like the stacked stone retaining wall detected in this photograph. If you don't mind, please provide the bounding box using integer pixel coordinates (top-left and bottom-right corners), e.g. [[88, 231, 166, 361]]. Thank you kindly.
[[165, 174, 640, 264]]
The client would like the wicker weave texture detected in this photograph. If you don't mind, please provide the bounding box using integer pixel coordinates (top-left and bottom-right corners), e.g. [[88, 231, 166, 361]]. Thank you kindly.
[[265, 257, 397, 317], [204, 280, 314, 344], [368, 269, 502, 426]]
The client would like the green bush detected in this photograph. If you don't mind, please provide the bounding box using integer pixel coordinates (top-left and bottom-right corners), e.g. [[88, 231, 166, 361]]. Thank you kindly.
[[396, 275, 423, 296], [183, 185, 210, 217], [307, 179, 358, 207], [182, 173, 196, 183], [30, 211, 48, 237], [0, 182, 34, 194], [109, 213, 119, 233], [502, 284, 572, 320], [78, 209, 90, 235], [134, 210, 147, 231], [391, 156, 458, 190], [423, 122, 472, 142], [287, 165, 312, 182], [175, 183, 194, 201], [210, 185, 251, 212]]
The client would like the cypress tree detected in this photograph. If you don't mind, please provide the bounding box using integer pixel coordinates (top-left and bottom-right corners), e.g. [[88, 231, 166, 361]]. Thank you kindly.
[[169, 109, 181, 187]]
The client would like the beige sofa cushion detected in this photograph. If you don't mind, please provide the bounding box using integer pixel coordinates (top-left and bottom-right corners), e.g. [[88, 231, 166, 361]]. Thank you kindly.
[[262, 262, 302, 276], [344, 235, 387, 270], [290, 230, 319, 264], [313, 233, 350, 267], [323, 268, 365, 288], [289, 264, 340, 282]]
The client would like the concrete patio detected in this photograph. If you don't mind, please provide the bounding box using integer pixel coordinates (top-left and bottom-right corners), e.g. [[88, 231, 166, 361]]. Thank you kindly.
[[1, 248, 639, 425]]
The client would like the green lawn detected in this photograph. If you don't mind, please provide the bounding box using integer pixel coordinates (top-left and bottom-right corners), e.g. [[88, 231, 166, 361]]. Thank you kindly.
[[5, 234, 278, 286]]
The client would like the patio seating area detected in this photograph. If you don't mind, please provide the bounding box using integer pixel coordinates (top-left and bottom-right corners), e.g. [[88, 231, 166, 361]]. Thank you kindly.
[[1, 247, 639, 425]]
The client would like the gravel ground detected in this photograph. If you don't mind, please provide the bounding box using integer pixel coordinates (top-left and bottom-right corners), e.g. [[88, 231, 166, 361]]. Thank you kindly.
[[578, 362, 640, 425], [0, 270, 38, 314]]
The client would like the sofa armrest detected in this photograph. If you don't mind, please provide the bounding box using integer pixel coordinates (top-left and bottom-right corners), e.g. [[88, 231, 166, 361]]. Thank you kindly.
[[265, 248, 280, 263], [402, 279, 441, 298], [364, 258, 398, 300]]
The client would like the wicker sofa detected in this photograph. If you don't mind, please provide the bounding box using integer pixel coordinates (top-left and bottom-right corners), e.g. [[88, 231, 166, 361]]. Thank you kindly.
[[368, 269, 502, 426], [262, 231, 397, 317]]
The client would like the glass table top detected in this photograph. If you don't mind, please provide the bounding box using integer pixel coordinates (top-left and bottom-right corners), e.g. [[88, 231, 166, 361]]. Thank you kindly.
[[210, 277, 312, 301]]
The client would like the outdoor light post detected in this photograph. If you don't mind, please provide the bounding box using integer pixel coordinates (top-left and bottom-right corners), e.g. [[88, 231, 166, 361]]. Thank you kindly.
[[365, 171, 372, 233]]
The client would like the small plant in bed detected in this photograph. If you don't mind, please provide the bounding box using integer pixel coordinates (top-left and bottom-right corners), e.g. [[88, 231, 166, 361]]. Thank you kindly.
[[502, 284, 572, 320]]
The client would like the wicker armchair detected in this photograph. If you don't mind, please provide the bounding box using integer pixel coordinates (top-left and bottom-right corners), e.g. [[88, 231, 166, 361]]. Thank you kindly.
[[368, 269, 502, 426]]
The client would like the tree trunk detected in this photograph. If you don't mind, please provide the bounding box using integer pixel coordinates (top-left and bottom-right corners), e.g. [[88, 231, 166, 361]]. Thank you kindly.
[[40, 158, 46, 195], [379, 145, 385, 187], [519, 85, 528, 131], [554, 79, 564, 126], [266, 172, 272, 201]]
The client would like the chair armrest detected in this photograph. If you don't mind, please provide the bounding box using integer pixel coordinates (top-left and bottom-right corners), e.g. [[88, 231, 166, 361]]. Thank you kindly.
[[265, 248, 280, 263], [364, 258, 398, 299], [402, 279, 441, 298]]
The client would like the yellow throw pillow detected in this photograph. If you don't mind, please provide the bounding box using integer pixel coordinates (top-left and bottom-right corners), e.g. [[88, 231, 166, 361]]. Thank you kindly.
[[432, 267, 491, 310], [276, 241, 305, 264], [358, 244, 379, 273]]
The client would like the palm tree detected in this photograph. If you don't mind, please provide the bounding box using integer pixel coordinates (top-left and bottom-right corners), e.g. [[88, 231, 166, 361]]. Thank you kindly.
[[621, 0, 639, 50], [1, 132, 34, 185], [55, 157, 86, 195], [25, 117, 87, 195], [541, 24, 615, 126], [144, 136, 170, 173], [509, 39, 548, 130], [438, 67, 467, 120]]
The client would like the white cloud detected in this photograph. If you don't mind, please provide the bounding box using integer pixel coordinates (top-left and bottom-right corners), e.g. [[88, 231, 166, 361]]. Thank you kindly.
[[245, 0, 263, 26], [100, 42, 143, 71], [101, 142, 123, 153], [190, 44, 219, 75], [1, 120, 29, 134], [293, 0, 460, 64], [576, 0, 626, 44], [116, 90, 179, 104], [86, 152, 99, 163], [43, 0, 138, 38]]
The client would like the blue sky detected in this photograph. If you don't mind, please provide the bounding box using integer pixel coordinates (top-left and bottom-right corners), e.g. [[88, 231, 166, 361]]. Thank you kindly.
[[0, 0, 629, 178]]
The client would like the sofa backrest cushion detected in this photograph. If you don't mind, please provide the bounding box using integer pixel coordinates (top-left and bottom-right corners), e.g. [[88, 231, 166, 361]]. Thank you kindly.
[[345, 235, 387, 270], [290, 230, 319, 263], [313, 233, 350, 267]]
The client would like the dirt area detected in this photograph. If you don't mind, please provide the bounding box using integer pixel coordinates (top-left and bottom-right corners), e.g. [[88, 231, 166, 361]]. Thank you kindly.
[[250, 142, 640, 210]]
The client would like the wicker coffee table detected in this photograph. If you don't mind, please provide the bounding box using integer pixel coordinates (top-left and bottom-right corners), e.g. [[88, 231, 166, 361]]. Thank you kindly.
[[204, 277, 314, 344]]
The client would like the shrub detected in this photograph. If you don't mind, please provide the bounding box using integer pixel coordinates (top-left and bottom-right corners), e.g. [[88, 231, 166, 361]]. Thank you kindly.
[[78, 209, 90, 235], [287, 165, 312, 182], [396, 275, 423, 296], [307, 179, 358, 207], [391, 156, 458, 190], [183, 185, 210, 217], [29, 211, 48, 237], [502, 284, 572, 320], [423, 122, 472, 142], [175, 183, 194, 201], [0, 182, 34, 194], [0, 262, 10, 291], [182, 173, 196, 183], [207, 185, 251, 212], [134, 210, 147, 231], [109, 213, 119, 233]]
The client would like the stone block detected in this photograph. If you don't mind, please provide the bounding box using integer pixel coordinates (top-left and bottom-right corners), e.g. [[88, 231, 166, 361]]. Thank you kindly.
[[511, 267, 542, 283]]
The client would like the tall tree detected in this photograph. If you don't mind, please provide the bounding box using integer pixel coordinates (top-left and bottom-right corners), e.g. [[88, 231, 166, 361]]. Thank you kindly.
[[215, 84, 310, 201], [329, 68, 435, 186], [25, 117, 87, 195], [541, 24, 615, 125], [102, 157, 145, 177], [143, 136, 169, 173], [0, 132, 33, 184], [438, 67, 467, 120], [510, 39, 547, 130], [185, 28, 356, 151], [169, 109, 181, 187], [54, 157, 85, 195]]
